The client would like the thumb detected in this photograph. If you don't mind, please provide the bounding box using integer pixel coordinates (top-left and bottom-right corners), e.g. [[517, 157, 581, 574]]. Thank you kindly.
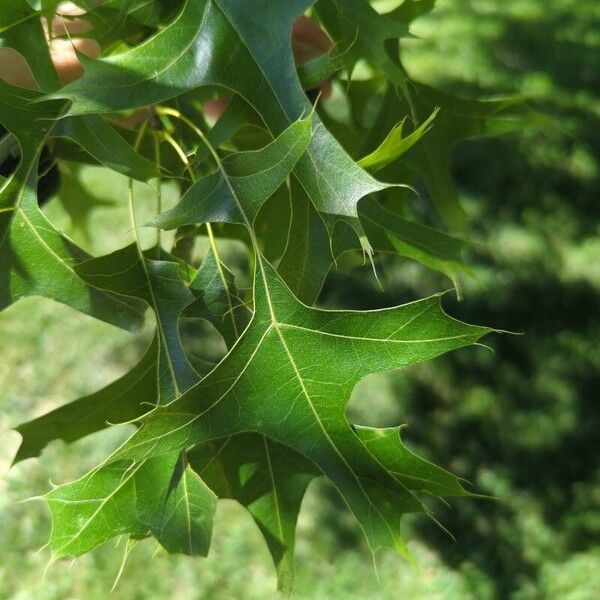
[[49, 38, 101, 85]]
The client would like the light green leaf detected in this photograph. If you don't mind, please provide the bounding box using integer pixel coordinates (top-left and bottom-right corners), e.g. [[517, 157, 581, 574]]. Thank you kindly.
[[358, 108, 438, 172], [354, 425, 464, 496], [51, 163, 114, 238], [46, 451, 216, 558], [384, 0, 437, 24], [74, 257, 491, 559], [154, 116, 312, 229]]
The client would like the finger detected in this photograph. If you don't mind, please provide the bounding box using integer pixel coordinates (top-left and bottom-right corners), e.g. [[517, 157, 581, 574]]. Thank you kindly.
[[292, 16, 333, 65], [49, 38, 101, 85], [51, 16, 92, 38], [107, 108, 150, 130], [204, 98, 231, 121], [52, 2, 91, 37], [0, 48, 38, 90], [318, 80, 332, 100], [56, 1, 87, 17]]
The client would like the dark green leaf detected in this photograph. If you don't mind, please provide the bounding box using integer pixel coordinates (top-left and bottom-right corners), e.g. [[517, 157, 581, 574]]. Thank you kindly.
[[50, 0, 394, 248], [0, 0, 59, 92], [14, 335, 159, 463], [0, 82, 145, 330], [53, 114, 156, 181], [75, 244, 199, 401], [189, 434, 318, 593]]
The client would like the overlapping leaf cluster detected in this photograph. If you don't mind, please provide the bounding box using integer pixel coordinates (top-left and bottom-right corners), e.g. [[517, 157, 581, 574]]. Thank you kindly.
[[0, 0, 532, 593]]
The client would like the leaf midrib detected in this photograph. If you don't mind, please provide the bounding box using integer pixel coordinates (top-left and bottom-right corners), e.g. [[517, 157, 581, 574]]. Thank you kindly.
[[214, 145, 402, 549]]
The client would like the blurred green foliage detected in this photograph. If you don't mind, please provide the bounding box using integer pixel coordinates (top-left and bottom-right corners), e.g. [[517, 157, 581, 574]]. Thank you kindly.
[[332, 0, 600, 597], [1, 0, 598, 598]]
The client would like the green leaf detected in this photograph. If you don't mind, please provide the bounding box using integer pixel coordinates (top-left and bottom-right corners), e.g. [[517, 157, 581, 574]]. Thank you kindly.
[[317, 0, 411, 96], [186, 231, 310, 593], [187, 248, 250, 349], [361, 82, 541, 229], [51, 163, 114, 238], [154, 116, 311, 229], [0, 0, 59, 92], [0, 78, 155, 181], [49, 0, 394, 248], [156, 452, 218, 555], [53, 114, 156, 181], [359, 199, 471, 287], [319, 1, 540, 230], [46, 451, 216, 558], [81, 0, 170, 51], [191, 94, 263, 168], [384, 0, 438, 24], [0, 168, 146, 329], [296, 48, 345, 92], [2, 1, 531, 592], [277, 187, 334, 304], [358, 108, 438, 172], [40, 89, 489, 570], [75, 244, 199, 402], [353, 425, 464, 496], [66, 257, 491, 559], [13, 335, 160, 464], [155, 111, 467, 302], [278, 191, 470, 304], [189, 434, 318, 593], [402, 83, 542, 229], [0, 81, 145, 330]]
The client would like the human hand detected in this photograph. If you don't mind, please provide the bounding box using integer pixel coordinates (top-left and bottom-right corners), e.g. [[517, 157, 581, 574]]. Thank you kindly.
[[0, 5, 332, 119], [0, 2, 100, 90]]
